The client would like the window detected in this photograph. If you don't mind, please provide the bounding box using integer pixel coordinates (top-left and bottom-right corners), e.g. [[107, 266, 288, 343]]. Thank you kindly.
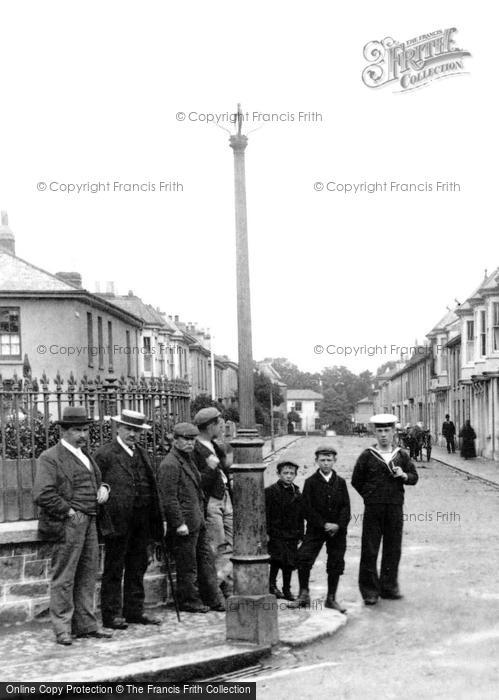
[[158, 343, 165, 375], [97, 316, 104, 370], [493, 303, 499, 352], [295, 401, 302, 411], [314, 401, 320, 411], [107, 321, 113, 372], [0, 307, 21, 358], [143, 336, 152, 373], [466, 320, 474, 362], [126, 330, 132, 376], [480, 310, 486, 356], [87, 312, 93, 368]]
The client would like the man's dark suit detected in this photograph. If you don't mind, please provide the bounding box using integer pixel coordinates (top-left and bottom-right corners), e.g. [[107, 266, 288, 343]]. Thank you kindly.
[[34, 443, 111, 638], [93, 440, 163, 623], [158, 446, 221, 609], [442, 419, 456, 453]]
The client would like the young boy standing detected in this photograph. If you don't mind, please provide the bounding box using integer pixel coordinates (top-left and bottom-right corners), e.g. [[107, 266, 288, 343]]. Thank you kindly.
[[265, 460, 304, 601]]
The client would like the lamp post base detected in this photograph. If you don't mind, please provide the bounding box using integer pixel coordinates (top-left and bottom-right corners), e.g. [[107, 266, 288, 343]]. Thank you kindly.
[[226, 594, 279, 645]]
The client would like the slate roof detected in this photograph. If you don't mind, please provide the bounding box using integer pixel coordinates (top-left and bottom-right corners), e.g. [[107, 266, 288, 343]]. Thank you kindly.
[[0, 251, 76, 291], [105, 294, 169, 327], [287, 389, 323, 400]]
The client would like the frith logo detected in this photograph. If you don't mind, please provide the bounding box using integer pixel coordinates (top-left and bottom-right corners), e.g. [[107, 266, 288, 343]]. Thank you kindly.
[[362, 28, 471, 92]]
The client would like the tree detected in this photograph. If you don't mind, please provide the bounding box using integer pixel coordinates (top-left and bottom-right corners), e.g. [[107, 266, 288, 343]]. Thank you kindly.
[[190, 394, 225, 420], [253, 370, 283, 408], [269, 358, 321, 391]]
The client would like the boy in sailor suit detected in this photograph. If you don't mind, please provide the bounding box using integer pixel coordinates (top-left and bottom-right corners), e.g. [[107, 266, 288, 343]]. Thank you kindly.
[[352, 414, 418, 605]]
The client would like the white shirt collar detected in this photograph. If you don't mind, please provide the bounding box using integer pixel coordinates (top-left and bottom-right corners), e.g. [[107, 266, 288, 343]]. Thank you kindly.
[[117, 435, 134, 457], [319, 470, 333, 482], [197, 438, 216, 454], [61, 439, 91, 470]]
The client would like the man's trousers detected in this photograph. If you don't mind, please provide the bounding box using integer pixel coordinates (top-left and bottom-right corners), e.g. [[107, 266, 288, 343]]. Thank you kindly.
[[172, 526, 221, 607], [206, 492, 233, 590], [101, 506, 150, 622], [445, 436, 455, 453], [49, 512, 99, 637], [359, 503, 403, 600]]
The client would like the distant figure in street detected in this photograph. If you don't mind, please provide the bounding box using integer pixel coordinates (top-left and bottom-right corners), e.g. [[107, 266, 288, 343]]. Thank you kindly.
[[93, 410, 163, 629], [294, 445, 350, 613], [192, 407, 234, 598], [265, 460, 304, 601], [459, 420, 477, 459], [352, 414, 418, 606], [158, 423, 225, 613], [33, 406, 112, 646], [442, 414, 456, 454]]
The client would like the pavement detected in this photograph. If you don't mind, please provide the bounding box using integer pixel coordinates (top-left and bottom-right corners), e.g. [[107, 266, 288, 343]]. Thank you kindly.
[[430, 445, 499, 487], [0, 434, 350, 684]]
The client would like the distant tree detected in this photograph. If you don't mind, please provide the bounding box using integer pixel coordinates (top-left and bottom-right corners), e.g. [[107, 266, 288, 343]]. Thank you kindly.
[[269, 358, 321, 392], [190, 394, 225, 420], [376, 361, 398, 377], [224, 406, 240, 423], [254, 370, 283, 407]]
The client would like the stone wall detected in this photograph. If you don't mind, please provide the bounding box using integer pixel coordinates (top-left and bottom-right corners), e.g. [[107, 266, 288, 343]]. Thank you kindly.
[[0, 522, 171, 626]]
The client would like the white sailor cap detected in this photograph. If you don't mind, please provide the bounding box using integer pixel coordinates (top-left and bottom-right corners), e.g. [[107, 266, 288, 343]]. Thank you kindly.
[[369, 413, 398, 427]]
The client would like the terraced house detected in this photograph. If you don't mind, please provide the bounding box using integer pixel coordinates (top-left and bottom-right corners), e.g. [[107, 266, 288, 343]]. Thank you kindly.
[[369, 268, 499, 459]]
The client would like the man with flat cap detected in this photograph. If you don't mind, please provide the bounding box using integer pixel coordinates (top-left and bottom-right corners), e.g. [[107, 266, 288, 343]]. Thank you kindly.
[[294, 444, 351, 612], [34, 406, 112, 645], [352, 413, 418, 605], [93, 409, 163, 628], [192, 407, 233, 597], [158, 423, 225, 613]]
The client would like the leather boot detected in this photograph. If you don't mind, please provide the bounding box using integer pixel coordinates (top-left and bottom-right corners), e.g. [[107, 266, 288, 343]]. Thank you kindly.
[[325, 573, 346, 613], [282, 567, 295, 601], [289, 567, 310, 607], [269, 564, 284, 598], [269, 585, 285, 599]]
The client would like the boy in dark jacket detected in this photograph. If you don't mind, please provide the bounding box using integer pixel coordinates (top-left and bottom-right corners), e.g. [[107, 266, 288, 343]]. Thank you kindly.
[[265, 460, 304, 601], [295, 445, 351, 613]]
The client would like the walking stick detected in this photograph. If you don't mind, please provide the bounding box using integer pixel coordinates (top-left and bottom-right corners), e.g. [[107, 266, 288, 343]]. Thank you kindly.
[[160, 538, 181, 622]]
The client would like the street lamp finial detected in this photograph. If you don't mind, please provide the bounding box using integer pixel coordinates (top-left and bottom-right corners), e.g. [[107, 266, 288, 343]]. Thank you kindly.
[[236, 103, 243, 136]]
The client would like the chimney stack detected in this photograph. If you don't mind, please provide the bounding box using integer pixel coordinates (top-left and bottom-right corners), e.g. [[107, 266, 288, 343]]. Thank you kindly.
[[0, 211, 15, 255], [55, 271, 83, 288]]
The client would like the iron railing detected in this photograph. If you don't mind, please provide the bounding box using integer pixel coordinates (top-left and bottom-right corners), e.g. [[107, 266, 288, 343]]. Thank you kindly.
[[0, 372, 191, 522]]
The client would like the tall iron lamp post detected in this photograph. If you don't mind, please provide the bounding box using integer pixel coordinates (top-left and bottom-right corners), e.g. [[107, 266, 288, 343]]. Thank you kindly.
[[226, 105, 278, 645]]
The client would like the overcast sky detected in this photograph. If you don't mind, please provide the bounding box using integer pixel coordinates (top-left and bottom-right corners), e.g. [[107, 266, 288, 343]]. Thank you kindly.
[[0, 1, 494, 376]]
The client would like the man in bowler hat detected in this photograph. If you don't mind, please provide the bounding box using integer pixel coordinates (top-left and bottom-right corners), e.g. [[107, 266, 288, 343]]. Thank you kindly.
[[158, 422, 225, 613], [93, 410, 163, 628], [294, 445, 350, 612], [34, 406, 112, 645]]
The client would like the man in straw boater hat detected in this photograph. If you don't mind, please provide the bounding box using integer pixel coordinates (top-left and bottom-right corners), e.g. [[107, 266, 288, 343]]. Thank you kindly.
[[158, 422, 225, 613], [293, 444, 351, 613], [34, 406, 112, 646], [352, 413, 419, 606], [93, 409, 164, 629]]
